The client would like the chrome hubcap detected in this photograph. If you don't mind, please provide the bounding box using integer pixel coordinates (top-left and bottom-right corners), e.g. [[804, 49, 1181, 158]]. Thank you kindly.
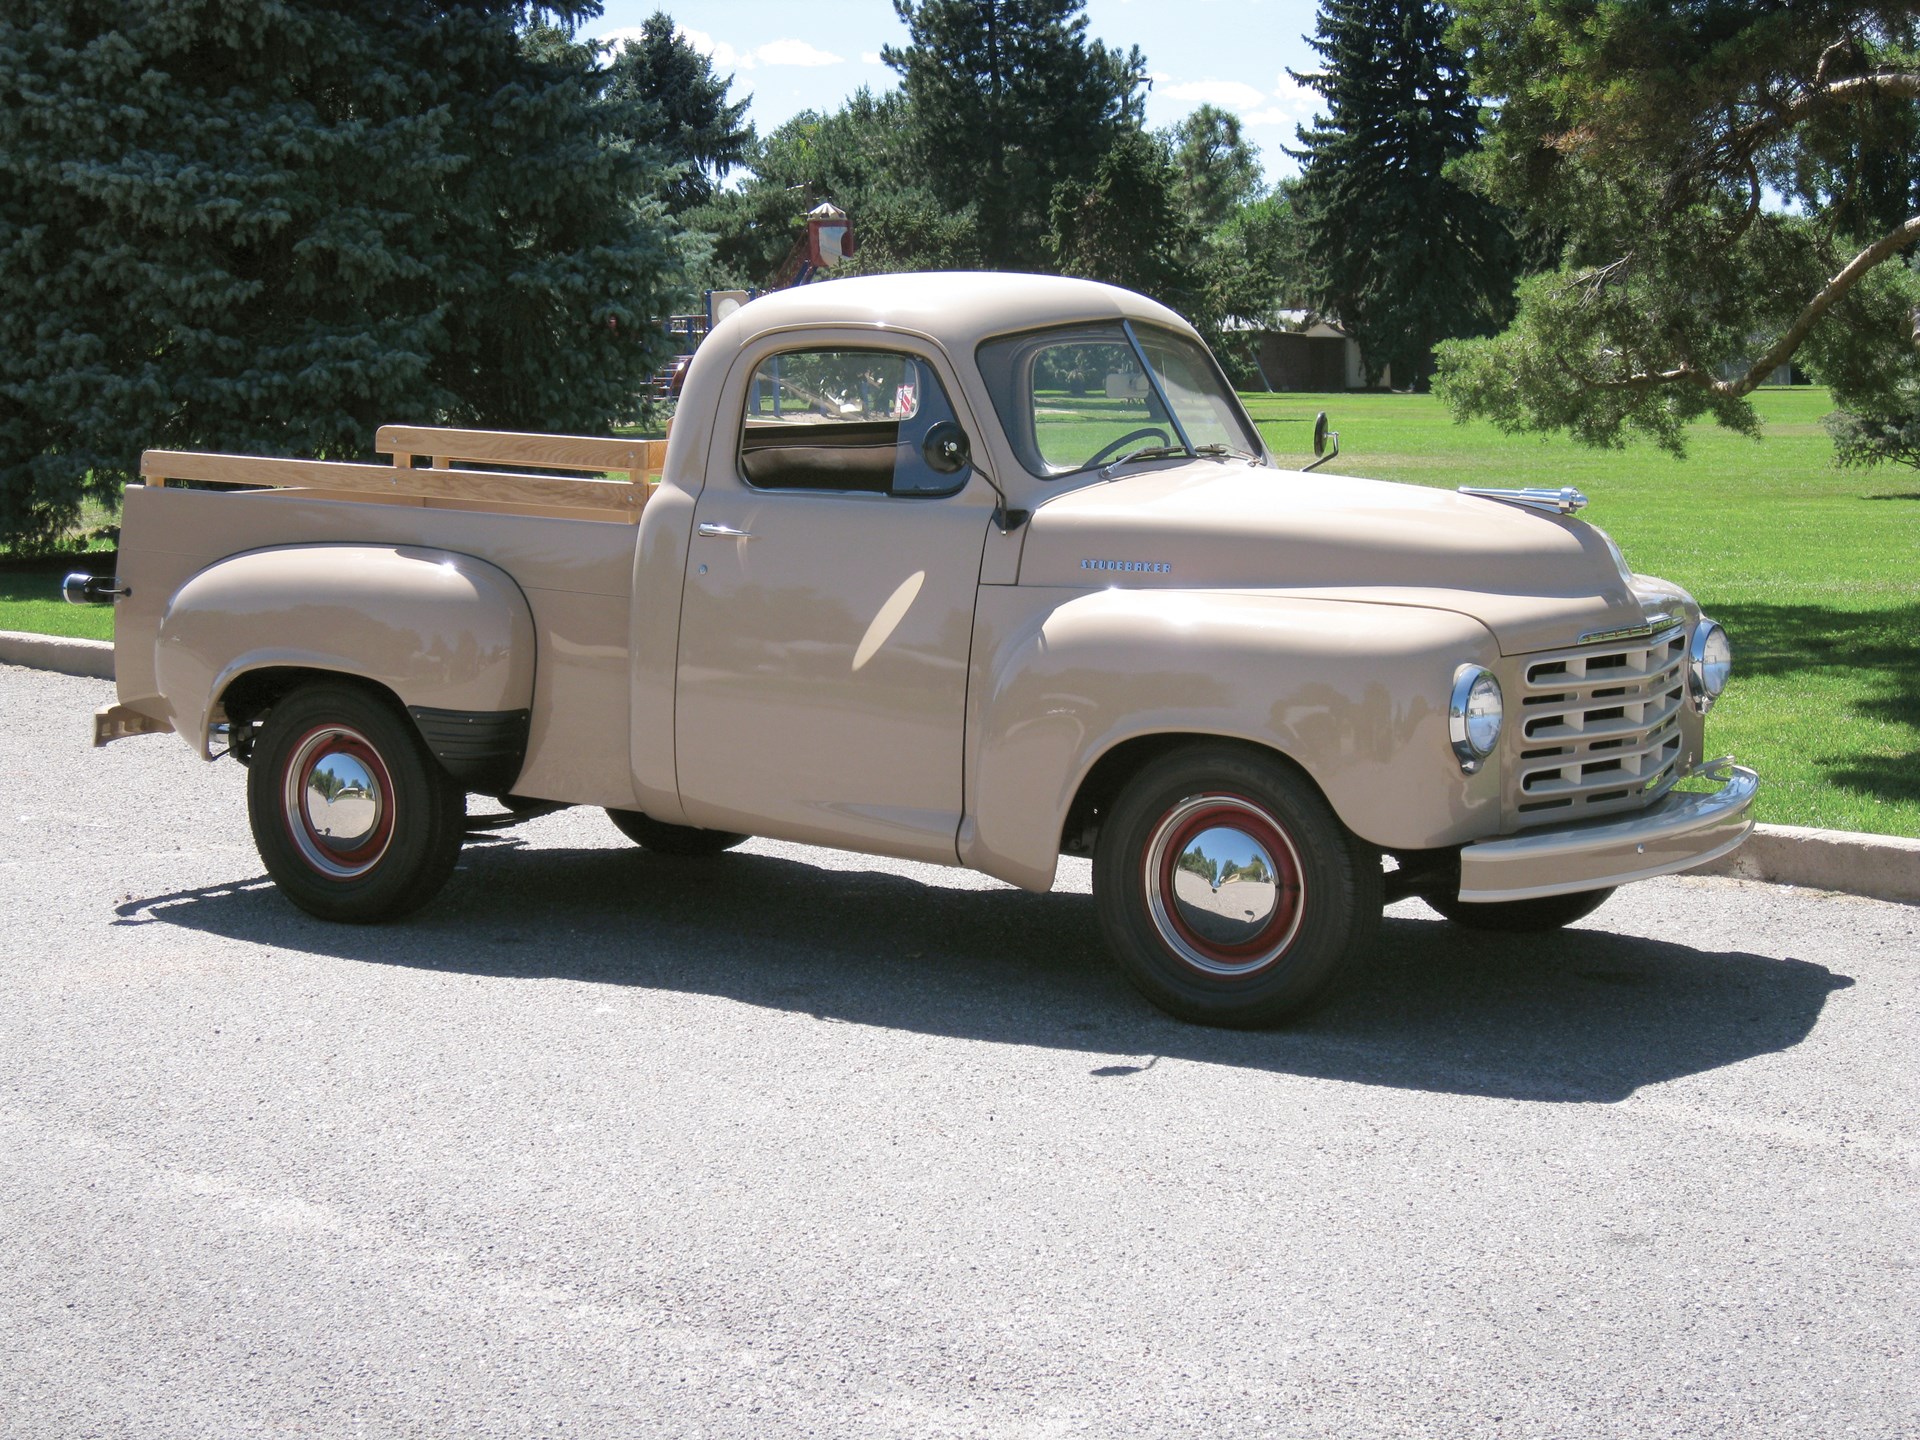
[[1169, 824, 1281, 943], [284, 726, 394, 879], [1144, 795, 1305, 976], [303, 752, 380, 847]]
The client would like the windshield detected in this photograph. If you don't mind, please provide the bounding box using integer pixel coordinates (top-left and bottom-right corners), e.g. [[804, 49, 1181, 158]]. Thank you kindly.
[[977, 321, 1266, 479]]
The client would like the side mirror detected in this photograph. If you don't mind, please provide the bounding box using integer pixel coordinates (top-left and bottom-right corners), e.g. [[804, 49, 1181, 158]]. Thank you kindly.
[[1302, 411, 1340, 473], [921, 421, 971, 475]]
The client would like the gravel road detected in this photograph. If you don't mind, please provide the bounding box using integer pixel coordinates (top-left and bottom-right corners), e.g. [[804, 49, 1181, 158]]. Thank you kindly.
[[2, 664, 1913, 1438]]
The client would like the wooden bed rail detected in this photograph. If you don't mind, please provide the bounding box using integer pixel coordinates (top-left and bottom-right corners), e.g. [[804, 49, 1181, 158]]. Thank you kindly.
[[373, 425, 666, 481], [139, 425, 670, 519]]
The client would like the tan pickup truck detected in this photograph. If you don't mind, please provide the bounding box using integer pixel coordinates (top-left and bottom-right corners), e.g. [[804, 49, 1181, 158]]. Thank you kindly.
[[75, 272, 1755, 1026]]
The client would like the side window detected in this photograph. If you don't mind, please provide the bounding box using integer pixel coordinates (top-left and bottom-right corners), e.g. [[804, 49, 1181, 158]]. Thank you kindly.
[[738, 349, 969, 497]]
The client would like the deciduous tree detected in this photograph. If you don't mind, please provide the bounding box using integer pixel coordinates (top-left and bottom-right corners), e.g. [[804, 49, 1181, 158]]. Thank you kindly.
[[1047, 130, 1203, 312], [686, 89, 978, 288]]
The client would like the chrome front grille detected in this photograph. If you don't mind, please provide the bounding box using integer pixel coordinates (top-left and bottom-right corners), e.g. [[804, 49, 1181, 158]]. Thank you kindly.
[[1507, 625, 1688, 827]]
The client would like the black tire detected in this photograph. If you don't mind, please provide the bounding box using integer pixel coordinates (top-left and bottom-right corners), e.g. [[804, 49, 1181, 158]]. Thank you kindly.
[[1423, 887, 1615, 932], [1093, 743, 1382, 1028], [246, 682, 465, 922], [605, 808, 748, 857]]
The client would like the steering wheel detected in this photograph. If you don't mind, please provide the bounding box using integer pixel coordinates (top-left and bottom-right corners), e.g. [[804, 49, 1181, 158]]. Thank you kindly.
[[1086, 427, 1172, 468]]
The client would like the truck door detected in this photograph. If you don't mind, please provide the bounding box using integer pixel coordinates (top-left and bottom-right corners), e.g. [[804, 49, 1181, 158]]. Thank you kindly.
[[674, 340, 997, 862]]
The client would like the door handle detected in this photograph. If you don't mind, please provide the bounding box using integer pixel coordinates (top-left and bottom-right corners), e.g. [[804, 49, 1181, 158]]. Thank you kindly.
[[697, 522, 754, 539]]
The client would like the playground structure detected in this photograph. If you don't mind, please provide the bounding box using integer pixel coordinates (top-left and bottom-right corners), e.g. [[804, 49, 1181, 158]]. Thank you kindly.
[[647, 203, 854, 404]]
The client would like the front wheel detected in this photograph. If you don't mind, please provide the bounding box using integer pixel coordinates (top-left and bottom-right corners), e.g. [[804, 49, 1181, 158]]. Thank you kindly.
[[1423, 888, 1615, 932], [1093, 744, 1382, 1028], [246, 682, 466, 922]]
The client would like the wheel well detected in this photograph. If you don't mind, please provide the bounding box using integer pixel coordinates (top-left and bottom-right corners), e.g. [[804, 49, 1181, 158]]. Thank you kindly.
[[1061, 734, 1328, 857], [217, 667, 403, 762]]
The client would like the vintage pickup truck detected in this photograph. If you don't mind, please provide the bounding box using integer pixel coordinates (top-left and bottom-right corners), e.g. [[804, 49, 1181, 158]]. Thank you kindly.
[[74, 272, 1754, 1026]]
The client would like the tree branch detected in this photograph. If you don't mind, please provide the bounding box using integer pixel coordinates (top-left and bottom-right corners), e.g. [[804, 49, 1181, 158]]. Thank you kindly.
[[1584, 214, 1920, 396], [1713, 212, 1920, 397], [1726, 69, 1920, 162]]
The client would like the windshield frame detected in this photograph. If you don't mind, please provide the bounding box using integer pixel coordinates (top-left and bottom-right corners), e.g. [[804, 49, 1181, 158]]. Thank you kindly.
[[975, 319, 1268, 481]]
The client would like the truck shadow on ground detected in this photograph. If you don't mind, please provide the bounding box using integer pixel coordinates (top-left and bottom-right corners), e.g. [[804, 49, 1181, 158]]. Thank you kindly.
[[113, 840, 1853, 1106]]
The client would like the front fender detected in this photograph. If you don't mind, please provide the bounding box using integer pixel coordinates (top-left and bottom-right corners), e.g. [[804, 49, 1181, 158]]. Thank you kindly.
[[962, 588, 1504, 891], [155, 544, 536, 761]]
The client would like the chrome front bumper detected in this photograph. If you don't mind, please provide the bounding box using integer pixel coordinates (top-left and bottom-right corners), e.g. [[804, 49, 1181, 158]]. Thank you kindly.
[[1457, 759, 1758, 903]]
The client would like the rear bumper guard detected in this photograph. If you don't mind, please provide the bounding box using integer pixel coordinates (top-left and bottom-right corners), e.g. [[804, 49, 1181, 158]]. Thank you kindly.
[[1457, 758, 1758, 903], [93, 703, 171, 747]]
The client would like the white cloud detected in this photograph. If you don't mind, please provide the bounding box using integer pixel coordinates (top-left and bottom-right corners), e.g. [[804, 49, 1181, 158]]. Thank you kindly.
[[665, 27, 844, 70], [675, 25, 747, 70], [1242, 75, 1321, 129], [1157, 78, 1271, 111], [754, 38, 845, 67], [594, 26, 647, 51], [861, 51, 885, 65]]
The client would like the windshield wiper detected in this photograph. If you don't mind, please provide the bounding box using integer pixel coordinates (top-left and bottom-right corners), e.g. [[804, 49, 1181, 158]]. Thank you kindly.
[[1100, 442, 1256, 477], [1200, 444, 1263, 462]]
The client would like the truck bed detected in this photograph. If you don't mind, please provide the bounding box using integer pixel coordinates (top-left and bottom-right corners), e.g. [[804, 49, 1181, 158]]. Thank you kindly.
[[115, 426, 669, 809]]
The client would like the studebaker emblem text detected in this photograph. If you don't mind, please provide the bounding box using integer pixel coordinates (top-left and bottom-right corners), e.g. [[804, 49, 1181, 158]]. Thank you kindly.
[[1082, 559, 1172, 574]]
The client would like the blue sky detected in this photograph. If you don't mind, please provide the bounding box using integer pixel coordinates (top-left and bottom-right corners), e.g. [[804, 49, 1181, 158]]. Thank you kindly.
[[588, 1, 1328, 185]]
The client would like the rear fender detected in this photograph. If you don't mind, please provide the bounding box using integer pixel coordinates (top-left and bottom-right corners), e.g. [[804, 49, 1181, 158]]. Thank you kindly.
[[155, 545, 536, 782]]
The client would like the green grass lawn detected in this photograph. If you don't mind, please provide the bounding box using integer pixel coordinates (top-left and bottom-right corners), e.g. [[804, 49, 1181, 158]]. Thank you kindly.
[[8, 387, 1915, 836], [1249, 387, 1920, 839]]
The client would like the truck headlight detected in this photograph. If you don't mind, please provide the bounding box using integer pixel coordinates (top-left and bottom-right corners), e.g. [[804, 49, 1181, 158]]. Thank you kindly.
[[1689, 620, 1731, 712], [1449, 665, 1503, 772]]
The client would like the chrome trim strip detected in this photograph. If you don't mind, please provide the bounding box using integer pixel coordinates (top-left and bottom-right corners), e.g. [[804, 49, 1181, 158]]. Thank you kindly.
[[1578, 614, 1678, 645]]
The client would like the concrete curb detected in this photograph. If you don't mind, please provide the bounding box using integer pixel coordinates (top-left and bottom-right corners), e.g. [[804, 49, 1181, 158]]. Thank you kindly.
[[1696, 823, 1920, 906], [0, 629, 114, 680], [1, 629, 1914, 906]]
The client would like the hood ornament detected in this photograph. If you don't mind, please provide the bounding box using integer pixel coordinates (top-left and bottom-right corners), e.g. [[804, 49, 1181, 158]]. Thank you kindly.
[[1458, 485, 1589, 515]]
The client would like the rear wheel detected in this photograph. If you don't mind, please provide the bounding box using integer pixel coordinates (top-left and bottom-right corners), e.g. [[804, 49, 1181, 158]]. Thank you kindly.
[[1093, 744, 1381, 1028], [246, 682, 465, 922], [1423, 888, 1615, 932], [605, 808, 748, 857]]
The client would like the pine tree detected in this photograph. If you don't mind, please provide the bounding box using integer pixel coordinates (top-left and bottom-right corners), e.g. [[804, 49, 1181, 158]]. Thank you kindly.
[[1288, 0, 1518, 387], [884, 0, 1147, 271], [0, 3, 681, 550], [1439, 1, 1920, 460], [1164, 105, 1266, 232], [603, 12, 754, 215]]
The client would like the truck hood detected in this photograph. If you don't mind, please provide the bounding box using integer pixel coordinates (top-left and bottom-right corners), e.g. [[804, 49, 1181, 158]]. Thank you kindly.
[[1017, 462, 1655, 655]]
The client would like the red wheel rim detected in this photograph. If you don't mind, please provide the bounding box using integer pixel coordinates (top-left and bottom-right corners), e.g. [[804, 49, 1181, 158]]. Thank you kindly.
[[1143, 793, 1305, 977]]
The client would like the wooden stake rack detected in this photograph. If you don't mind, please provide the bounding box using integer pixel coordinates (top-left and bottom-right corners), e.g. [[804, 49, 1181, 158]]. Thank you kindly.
[[139, 425, 669, 520]]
